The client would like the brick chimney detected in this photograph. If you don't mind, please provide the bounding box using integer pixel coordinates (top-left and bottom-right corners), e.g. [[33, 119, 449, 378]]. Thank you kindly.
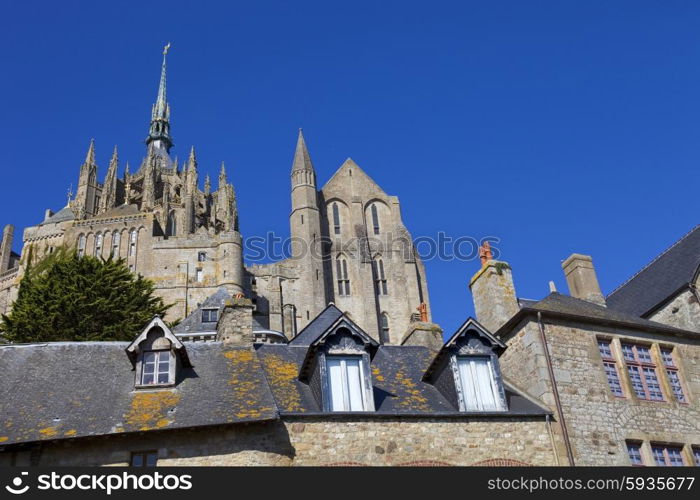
[[469, 244, 519, 333], [561, 254, 606, 306]]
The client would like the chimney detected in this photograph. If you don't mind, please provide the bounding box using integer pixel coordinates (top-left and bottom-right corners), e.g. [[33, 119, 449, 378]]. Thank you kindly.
[[469, 244, 519, 333], [401, 303, 443, 350], [561, 254, 606, 306], [0, 224, 14, 273], [216, 295, 255, 345]]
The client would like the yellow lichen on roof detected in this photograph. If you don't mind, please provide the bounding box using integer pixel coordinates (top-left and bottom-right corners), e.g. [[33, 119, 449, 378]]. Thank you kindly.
[[38, 426, 59, 438], [223, 349, 272, 419], [0, 437, 8, 443], [64, 429, 77, 437], [394, 368, 429, 410], [124, 391, 179, 431], [260, 354, 305, 412], [372, 366, 385, 382]]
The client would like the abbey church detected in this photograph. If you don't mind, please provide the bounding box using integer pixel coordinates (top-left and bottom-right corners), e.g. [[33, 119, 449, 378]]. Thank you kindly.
[[1, 49, 699, 467], [0, 47, 429, 345]]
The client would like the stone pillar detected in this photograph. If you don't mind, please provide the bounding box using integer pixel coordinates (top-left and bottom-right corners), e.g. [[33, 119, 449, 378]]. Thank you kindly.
[[469, 260, 519, 333], [561, 254, 606, 306], [0, 225, 14, 273], [216, 297, 254, 345], [400, 321, 443, 351]]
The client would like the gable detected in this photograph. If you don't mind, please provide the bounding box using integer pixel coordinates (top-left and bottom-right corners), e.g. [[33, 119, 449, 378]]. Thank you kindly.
[[321, 158, 389, 199]]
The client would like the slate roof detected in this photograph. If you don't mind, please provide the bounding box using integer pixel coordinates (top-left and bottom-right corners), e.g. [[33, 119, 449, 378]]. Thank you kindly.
[[0, 342, 277, 446], [173, 287, 232, 334], [256, 343, 548, 417], [607, 224, 700, 317], [498, 292, 696, 338], [39, 206, 75, 226], [288, 304, 344, 345]]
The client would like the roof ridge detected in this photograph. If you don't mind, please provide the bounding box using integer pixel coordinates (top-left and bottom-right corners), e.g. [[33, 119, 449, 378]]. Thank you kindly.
[[607, 223, 700, 298]]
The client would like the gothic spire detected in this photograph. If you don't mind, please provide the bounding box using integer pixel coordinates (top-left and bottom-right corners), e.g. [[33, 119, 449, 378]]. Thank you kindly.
[[84, 139, 96, 167], [291, 129, 315, 174], [146, 43, 173, 153], [219, 161, 227, 184], [100, 146, 119, 212]]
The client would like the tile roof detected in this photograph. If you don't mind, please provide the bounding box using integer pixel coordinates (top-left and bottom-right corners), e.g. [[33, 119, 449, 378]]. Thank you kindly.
[[606, 225, 700, 317]]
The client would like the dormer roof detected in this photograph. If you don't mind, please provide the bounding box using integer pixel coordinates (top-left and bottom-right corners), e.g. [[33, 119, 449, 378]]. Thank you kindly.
[[125, 316, 192, 368]]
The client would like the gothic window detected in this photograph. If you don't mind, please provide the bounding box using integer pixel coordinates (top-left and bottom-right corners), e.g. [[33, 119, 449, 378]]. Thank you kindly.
[[326, 356, 369, 411], [597, 339, 623, 397], [621, 343, 663, 401], [111, 232, 120, 258], [370, 203, 380, 235], [651, 444, 685, 466], [77, 234, 86, 258], [336, 256, 350, 296], [197, 251, 206, 262], [373, 257, 388, 295], [94, 233, 103, 256], [456, 356, 504, 411], [167, 212, 177, 236], [94, 195, 101, 212], [380, 313, 390, 344], [131, 451, 158, 467], [661, 348, 686, 403], [129, 229, 138, 257], [626, 442, 644, 466], [332, 203, 341, 235]]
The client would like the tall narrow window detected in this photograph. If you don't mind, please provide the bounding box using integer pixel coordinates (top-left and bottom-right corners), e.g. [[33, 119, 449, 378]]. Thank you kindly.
[[661, 348, 686, 403], [129, 229, 137, 257], [622, 343, 663, 401], [380, 313, 390, 344], [373, 257, 388, 295], [456, 356, 503, 411], [652, 445, 685, 466], [77, 234, 86, 258], [326, 356, 367, 411], [626, 442, 644, 465], [693, 447, 700, 466], [167, 212, 176, 236], [111, 232, 121, 258], [370, 203, 380, 235], [141, 351, 171, 385], [598, 339, 623, 397], [332, 203, 341, 235], [336, 256, 350, 296], [195, 268, 203, 283], [94, 233, 103, 256]]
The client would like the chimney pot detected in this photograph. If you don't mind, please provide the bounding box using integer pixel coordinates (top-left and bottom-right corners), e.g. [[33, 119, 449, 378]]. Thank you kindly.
[[561, 253, 606, 306]]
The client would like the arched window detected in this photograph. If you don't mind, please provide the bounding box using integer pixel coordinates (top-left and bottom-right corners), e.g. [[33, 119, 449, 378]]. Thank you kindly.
[[94, 233, 103, 256], [373, 256, 388, 295], [370, 203, 380, 235], [167, 212, 177, 237], [129, 229, 138, 257], [332, 203, 341, 235], [336, 255, 350, 296], [111, 232, 121, 257], [380, 313, 390, 344], [77, 234, 86, 258]]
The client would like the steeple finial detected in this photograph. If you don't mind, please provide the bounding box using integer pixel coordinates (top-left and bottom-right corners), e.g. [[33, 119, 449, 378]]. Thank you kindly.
[[219, 161, 227, 181], [188, 146, 197, 168], [146, 44, 173, 153]]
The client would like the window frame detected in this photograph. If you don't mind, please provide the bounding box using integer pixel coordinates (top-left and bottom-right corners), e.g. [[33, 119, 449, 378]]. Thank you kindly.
[[626, 441, 644, 466], [139, 349, 173, 386], [373, 257, 388, 296], [324, 355, 370, 412], [597, 339, 624, 398], [621, 343, 664, 402], [454, 355, 506, 412], [332, 203, 341, 235], [660, 347, 687, 404], [201, 308, 218, 323], [370, 203, 380, 235], [130, 450, 158, 467], [651, 444, 685, 467], [336, 256, 350, 296]]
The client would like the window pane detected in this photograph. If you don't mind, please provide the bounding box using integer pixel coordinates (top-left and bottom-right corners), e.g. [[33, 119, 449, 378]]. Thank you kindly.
[[661, 348, 675, 367], [636, 346, 652, 363], [627, 443, 643, 465], [146, 452, 158, 467], [627, 366, 646, 399], [143, 363, 155, 374], [668, 448, 684, 466], [598, 340, 613, 359], [622, 344, 635, 362], [142, 373, 154, 384], [458, 357, 500, 411], [693, 448, 700, 466], [604, 362, 623, 396], [643, 368, 663, 401], [345, 358, 365, 411], [144, 352, 156, 363], [327, 358, 345, 411], [667, 370, 686, 403], [157, 372, 169, 384], [652, 447, 666, 466], [131, 453, 144, 467]]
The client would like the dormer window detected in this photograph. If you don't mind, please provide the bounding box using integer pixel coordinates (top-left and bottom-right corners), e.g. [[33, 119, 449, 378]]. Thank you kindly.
[[326, 356, 369, 411], [201, 308, 218, 323], [456, 356, 504, 411], [141, 350, 172, 385], [126, 317, 192, 389]]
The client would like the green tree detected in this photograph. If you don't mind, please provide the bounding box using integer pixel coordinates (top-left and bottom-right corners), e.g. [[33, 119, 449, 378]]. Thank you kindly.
[[0, 248, 170, 342]]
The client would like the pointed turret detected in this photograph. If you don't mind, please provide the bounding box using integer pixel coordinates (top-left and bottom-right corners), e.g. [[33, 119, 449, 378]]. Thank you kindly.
[[99, 146, 119, 213], [218, 161, 227, 185], [204, 174, 211, 196], [291, 129, 316, 188], [73, 139, 99, 218], [84, 138, 96, 167], [146, 43, 173, 153]]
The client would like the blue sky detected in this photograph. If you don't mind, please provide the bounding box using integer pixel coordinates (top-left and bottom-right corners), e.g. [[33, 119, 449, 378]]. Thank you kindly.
[[1, 1, 700, 334]]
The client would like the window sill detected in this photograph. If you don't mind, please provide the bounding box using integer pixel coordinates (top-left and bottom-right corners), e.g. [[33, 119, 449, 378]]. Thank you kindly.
[[134, 383, 175, 390]]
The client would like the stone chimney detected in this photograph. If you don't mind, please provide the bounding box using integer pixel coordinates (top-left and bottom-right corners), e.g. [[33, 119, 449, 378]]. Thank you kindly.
[[0, 224, 14, 273], [216, 295, 255, 345], [401, 309, 443, 351], [561, 253, 606, 306], [469, 243, 519, 333]]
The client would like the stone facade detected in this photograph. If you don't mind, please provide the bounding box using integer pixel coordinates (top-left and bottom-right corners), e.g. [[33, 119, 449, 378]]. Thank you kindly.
[[648, 287, 700, 333], [0, 418, 556, 467]]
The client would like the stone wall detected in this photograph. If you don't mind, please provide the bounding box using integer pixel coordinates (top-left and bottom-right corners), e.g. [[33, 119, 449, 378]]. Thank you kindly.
[[499, 316, 700, 466], [649, 288, 700, 333], [0, 417, 557, 467]]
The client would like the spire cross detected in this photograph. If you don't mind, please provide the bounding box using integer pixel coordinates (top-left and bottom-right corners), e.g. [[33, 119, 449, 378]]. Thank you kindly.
[[66, 184, 73, 205], [163, 42, 171, 55]]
